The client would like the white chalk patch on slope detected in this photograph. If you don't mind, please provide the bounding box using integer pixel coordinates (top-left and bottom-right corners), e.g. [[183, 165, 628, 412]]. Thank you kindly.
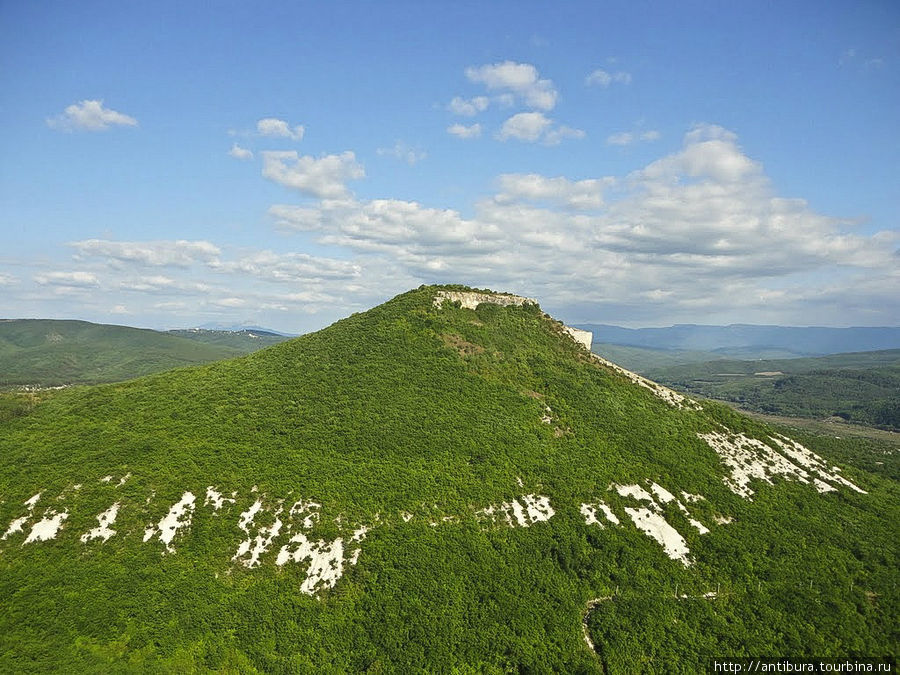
[[478, 494, 556, 528], [592, 354, 701, 409], [2, 492, 43, 540], [580, 500, 620, 527], [81, 503, 120, 543], [522, 494, 555, 523], [276, 532, 345, 595], [288, 499, 321, 530], [348, 525, 368, 565], [614, 483, 657, 505], [623, 507, 692, 566], [24, 510, 68, 544], [770, 435, 867, 494], [204, 486, 236, 512], [698, 430, 866, 499], [563, 326, 593, 351], [144, 492, 196, 553], [232, 499, 283, 568]]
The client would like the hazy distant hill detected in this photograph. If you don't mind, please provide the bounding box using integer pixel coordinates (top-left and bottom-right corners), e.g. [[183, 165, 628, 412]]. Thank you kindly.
[[579, 323, 900, 358], [0, 320, 279, 389], [0, 287, 895, 672], [167, 328, 290, 351]]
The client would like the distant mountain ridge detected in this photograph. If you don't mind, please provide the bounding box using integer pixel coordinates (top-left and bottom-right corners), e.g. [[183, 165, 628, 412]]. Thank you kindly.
[[0, 319, 289, 389], [577, 323, 900, 357]]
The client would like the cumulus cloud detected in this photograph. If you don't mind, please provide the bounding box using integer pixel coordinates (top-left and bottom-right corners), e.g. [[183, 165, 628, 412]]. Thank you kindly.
[[34, 271, 99, 287], [0, 273, 17, 286], [13, 125, 895, 329], [497, 113, 584, 145], [497, 112, 552, 142], [261, 151, 364, 199], [257, 118, 305, 141], [377, 141, 426, 166], [71, 239, 221, 267], [447, 123, 482, 139], [448, 96, 489, 116], [494, 174, 613, 210], [229, 143, 253, 160], [47, 100, 138, 132], [585, 69, 632, 87], [263, 124, 898, 325], [465, 61, 558, 110]]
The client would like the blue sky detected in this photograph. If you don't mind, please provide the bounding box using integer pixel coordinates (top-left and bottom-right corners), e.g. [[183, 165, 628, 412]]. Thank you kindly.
[[1, 0, 897, 332]]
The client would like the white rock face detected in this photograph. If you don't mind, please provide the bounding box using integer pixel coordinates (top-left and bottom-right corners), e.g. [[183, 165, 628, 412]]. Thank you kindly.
[[288, 499, 321, 530], [24, 510, 68, 544], [81, 503, 120, 543], [477, 494, 555, 528], [204, 486, 236, 512], [623, 506, 692, 566], [433, 290, 536, 310], [2, 492, 42, 540], [563, 326, 593, 350], [580, 500, 620, 527], [592, 354, 700, 409], [232, 499, 283, 568], [697, 430, 866, 500], [144, 492, 196, 553], [276, 533, 345, 595]]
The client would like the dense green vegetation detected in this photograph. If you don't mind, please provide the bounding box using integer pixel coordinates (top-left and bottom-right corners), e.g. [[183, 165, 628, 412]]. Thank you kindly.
[[646, 350, 900, 430], [0, 286, 896, 672], [0, 320, 285, 389]]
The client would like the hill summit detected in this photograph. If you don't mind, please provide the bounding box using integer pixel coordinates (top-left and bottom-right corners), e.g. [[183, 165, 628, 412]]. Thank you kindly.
[[0, 285, 895, 672]]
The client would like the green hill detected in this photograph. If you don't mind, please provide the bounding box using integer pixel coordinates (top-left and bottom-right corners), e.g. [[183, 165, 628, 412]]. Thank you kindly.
[[646, 350, 900, 430], [0, 286, 896, 673], [0, 320, 280, 390]]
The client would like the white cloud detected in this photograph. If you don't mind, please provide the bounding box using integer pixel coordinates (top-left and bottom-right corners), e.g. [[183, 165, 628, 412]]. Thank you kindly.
[[263, 124, 898, 326], [10, 124, 895, 329], [71, 239, 221, 267], [34, 271, 99, 287], [229, 143, 253, 160], [212, 297, 247, 308], [607, 130, 659, 146], [447, 123, 482, 139], [497, 112, 552, 142], [495, 174, 613, 210], [261, 151, 364, 199], [210, 250, 360, 283], [47, 100, 138, 132], [110, 305, 129, 314], [585, 69, 632, 87], [0, 273, 17, 286], [543, 125, 586, 146], [377, 141, 426, 166], [257, 118, 305, 141], [448, 96, 489, 116], [465, 61, 558, 110], [497, 113, 584, 145]]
